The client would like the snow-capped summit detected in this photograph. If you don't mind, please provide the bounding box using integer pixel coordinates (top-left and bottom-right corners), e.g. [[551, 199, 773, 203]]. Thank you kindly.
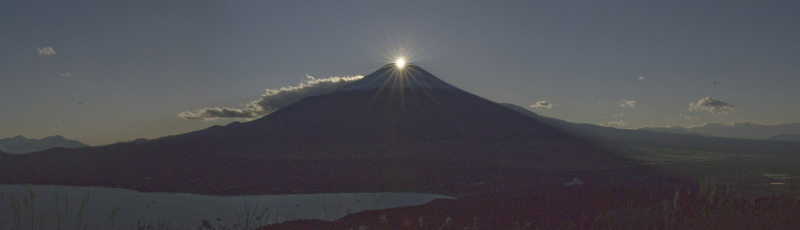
[[340, 63, 460, 91]]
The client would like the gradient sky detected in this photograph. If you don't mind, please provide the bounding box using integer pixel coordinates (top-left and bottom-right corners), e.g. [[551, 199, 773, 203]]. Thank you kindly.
[[2, 0, 799, 146]]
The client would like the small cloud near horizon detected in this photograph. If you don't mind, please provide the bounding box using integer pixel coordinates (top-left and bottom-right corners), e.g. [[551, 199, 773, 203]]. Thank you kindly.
[[638, 76, 645, 80], [530, 100, 552, 109], [60, 73, 72, 77], [689, 97, 734, 115], [620, 100, 636, 108], [179, 75, 363, 120], [36, 47, 56, 56]]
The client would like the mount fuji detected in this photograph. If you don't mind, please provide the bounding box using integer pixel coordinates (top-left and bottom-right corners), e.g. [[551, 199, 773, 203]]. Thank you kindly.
[[185, 63, 617, 162], [0, 63, 671, 195]]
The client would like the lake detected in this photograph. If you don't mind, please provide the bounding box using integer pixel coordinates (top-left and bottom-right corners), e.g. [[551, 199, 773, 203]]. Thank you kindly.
[[0, 184, 450, 229]]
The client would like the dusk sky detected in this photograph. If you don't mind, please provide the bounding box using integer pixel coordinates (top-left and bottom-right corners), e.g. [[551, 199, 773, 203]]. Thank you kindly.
[[2, 1, 799, 146]]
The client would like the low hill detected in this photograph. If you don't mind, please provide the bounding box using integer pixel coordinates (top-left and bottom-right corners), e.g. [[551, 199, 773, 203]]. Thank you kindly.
[[501, 103, 800, 156], [0, 135, 89, 154], [638, 122, 800, 140]]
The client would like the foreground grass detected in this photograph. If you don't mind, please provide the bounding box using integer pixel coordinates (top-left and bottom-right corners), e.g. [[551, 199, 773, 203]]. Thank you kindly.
[[595, 186, 800, 229], [0, 185, 274, 230], [3, 178, 799, 229], [262, 177, 800, 229]]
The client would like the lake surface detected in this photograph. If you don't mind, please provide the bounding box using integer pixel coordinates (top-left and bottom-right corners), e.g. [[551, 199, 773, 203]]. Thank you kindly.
[[0, 184, 450, 229]]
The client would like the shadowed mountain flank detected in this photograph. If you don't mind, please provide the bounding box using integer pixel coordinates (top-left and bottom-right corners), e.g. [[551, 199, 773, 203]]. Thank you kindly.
[[183, 64, 622, 164]]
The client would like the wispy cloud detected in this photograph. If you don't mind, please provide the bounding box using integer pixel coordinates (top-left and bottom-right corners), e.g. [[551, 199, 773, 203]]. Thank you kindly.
[[36, 47, 56, 56], [637, 76, 645, 80], [679, 113, 697, 121], [689, 97, 734, 115], [620, 100, 636, 108], [530, 100, 552, 109], [608, 120, 626, 126], [60, 73, 72, 77], [179, 75, 363, 120]]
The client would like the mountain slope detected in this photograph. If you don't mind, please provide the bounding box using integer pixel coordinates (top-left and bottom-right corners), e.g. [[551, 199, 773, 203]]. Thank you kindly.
[[170, 64, 629, 168], [0, 63, 676, 195]]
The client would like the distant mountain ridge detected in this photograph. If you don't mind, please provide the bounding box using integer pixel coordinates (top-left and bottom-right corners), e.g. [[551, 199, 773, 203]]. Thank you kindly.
[[0, 135, 90, 153], [638, 122, 800, 140], [767, 133, 800, 141], [501, 103, 800, 156]]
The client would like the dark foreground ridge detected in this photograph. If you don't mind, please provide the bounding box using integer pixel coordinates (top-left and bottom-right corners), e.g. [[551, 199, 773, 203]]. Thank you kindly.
[[260, 185, 800, 229]]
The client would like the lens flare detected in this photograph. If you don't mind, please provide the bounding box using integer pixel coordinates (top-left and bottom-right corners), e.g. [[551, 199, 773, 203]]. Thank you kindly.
[[395, 58, 406, 68]]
